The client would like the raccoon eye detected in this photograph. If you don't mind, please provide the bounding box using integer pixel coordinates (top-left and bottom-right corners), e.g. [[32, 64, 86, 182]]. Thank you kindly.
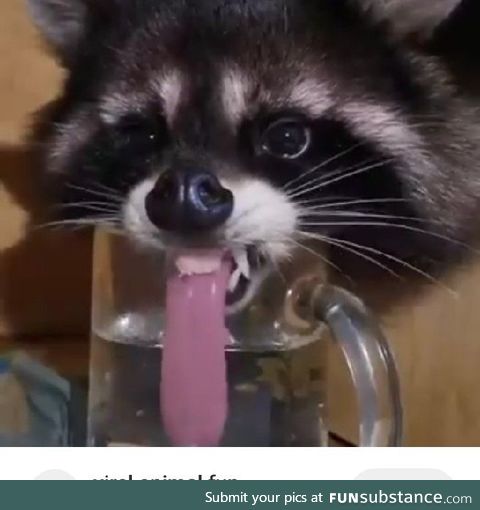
[[260, 119, 311, 159], [113, 114, 166, 148]]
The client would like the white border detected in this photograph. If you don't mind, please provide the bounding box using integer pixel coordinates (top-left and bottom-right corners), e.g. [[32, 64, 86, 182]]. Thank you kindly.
[[1, 448, 479, 480]]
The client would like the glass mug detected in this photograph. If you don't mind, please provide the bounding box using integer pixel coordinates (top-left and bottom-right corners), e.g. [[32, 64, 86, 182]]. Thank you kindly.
[[88, 230, 402, 447]]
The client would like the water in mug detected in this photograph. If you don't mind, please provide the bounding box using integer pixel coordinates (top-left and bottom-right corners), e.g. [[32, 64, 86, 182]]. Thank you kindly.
[[88, 315, 328, 447]]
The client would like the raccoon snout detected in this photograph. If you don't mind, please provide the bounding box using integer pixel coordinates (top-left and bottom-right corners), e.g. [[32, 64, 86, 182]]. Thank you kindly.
[[144, 169, 234, 234]]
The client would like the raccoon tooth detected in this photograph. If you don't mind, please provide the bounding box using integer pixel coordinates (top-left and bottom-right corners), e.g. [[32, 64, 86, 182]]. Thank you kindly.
[[233, 248, 250, 279], [228, 267, 242, 292]]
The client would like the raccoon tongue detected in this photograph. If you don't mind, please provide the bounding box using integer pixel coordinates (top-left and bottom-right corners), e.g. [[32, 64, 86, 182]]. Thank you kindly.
[[161, 250, 230, 446]]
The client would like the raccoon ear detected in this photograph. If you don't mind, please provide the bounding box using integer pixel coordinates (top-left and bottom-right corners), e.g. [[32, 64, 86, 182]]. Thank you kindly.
[[26, 0, 89, 59], [362, 0, 462, 42]]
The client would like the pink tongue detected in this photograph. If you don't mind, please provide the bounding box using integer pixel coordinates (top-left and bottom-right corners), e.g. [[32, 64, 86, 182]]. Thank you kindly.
[[161, 250, 230, 446]]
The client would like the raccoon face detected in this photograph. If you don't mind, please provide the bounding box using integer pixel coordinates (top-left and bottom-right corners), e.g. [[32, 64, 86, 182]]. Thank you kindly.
[[29, 0, 480, 308]]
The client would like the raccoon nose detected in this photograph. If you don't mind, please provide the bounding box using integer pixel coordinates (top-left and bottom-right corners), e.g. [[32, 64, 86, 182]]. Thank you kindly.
[[145, 169, 234, 233]]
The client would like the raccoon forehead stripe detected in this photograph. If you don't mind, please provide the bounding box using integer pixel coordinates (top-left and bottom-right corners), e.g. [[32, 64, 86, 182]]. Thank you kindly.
[[340, 101, 423, 155], [287, 78, 333, 116], [152, 70, 183, 123], [99, 91, 150, 125], [221, 70, 332, 123], [99, 71, 183, 125], [221, 68, 253, 124]]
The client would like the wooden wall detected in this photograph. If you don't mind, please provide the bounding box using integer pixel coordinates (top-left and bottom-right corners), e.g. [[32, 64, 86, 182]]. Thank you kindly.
[[329, 264, 480, 446], [1, 0, 480, 446], [0, 0, 92, 339]]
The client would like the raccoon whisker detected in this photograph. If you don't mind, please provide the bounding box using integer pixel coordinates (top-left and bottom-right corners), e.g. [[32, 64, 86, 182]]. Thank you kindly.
[[264, 251, 287, 285], [405, 115, 449, 124], [288, 122, 438, 200], [283, 142, 364, 192], [287, 162, 366, 199], [54, 202, 121, 214], [288, 159, 395, 200], [35, 216, 120, 231], [298, 210, 455, 229], [296, 231, 402, 280], [294, 196, 352, 208], [35, 219, 95, 230], [296, 197, 410, 209], [71, 206, 121, 215], [408, 122, 452, 133], [286, 156, 381, 198], [288, 238, 353, 284], [86, 181, 127, 196], [405, 116, 451, 130], [408, 121, 448, 128], [64, 183, 124, 204], [54, 201, 118, 208], [406, 113, 445, 120], [299, 221, 479, 255], [287, 157, 393, 198], [225, 202, 289, 241], [298, 231, 458, 297]]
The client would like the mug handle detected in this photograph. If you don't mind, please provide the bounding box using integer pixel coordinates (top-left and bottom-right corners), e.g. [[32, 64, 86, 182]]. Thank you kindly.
[[309, 285, 403, 447]]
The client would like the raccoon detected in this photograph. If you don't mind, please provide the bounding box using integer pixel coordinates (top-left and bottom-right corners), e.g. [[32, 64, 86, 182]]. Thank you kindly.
[[27, 0, 480, 310]]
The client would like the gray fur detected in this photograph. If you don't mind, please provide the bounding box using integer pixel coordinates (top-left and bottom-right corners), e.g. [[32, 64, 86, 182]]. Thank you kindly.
[[27, 0, 480, 304], [26, 0, 87, 57], [361, 0, 462, 39]]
